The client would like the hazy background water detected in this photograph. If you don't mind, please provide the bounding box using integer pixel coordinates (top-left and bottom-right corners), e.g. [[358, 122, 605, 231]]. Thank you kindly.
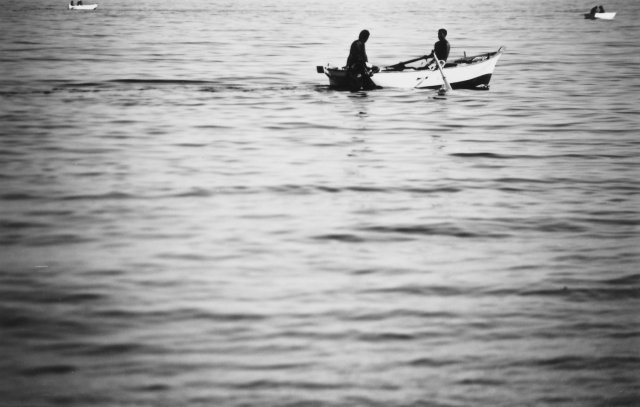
[[1, 0, 639, 406]]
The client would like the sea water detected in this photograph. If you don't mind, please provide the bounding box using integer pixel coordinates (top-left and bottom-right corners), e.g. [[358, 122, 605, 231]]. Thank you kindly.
[[1, 0, 639, 405]]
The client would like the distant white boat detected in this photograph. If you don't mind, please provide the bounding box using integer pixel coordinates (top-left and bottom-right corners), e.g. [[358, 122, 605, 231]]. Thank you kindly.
[[68, 3, 98, 10], [584, 12, 616, 20]]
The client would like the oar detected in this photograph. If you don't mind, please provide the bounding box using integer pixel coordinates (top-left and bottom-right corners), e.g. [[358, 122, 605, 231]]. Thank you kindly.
[[386, 55, 429, 71], [431, 51, 453, 93]]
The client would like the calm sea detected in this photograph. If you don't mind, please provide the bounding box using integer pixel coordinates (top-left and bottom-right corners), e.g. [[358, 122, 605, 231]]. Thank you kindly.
[[1, 0, 639, 405]]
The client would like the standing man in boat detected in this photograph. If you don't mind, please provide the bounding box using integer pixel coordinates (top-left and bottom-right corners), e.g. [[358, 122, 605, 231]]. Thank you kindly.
[[346, 29, 376, 91], [428, 28, 450, 68]]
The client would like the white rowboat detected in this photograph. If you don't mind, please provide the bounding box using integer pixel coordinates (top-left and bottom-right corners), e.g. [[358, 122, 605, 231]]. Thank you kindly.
[[317, 47, 504, 90], [584, 12, 616, 20], [68, 4, 98, 10]]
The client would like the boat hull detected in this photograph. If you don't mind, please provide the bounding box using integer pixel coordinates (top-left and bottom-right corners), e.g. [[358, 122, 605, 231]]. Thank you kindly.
[[319, 47, 503, 90], [584, 12, 615, 19], [68, 4, 98, 10]]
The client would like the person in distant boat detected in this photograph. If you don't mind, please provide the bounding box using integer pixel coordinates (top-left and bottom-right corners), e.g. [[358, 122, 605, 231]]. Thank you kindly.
[[425, 28, 450, 69], [346, 29, 376, 91], [77, 0, 83, 5], [590, 5, 598, 16], [599, 5, 605, 12]]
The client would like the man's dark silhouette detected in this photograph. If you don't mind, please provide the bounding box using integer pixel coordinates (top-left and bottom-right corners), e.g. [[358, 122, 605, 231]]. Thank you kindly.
[[433, 28, 451, 63], [346, 30, 375, 91]]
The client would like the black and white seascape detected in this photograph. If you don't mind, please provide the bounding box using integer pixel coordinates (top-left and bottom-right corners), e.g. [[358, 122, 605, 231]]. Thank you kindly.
[[1, 0, 639, 405]]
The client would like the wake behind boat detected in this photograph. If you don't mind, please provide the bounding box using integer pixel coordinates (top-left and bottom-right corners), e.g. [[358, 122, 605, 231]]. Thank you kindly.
[[317, 47, 504, 90]]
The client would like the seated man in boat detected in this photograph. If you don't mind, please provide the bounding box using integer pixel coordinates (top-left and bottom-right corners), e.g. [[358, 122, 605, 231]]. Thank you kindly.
[[346, 29, 376, 91], [425, 28, 450, 69], [77, 0, 83, 5], [70, 1, 75, 5], [589, 5, 598, 16], [599, 5, 605, 12]]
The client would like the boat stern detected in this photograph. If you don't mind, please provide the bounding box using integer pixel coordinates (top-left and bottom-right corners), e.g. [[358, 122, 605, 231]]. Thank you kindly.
[[317, 65, 351, 89]]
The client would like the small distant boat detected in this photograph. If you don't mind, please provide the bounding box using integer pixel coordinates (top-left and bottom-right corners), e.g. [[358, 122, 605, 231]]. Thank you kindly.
[[317, 47, 504, 90], [68, 3, 98, 10], [584, 12, 616, 20]]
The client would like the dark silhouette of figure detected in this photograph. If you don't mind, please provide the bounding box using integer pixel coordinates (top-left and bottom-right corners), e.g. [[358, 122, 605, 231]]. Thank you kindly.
[[346, 30, 375, 91], [590, 6, 598, 16], [598, 5, 605, 12], [425, 28, 450, 69], [433, 28, 451, 63]]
